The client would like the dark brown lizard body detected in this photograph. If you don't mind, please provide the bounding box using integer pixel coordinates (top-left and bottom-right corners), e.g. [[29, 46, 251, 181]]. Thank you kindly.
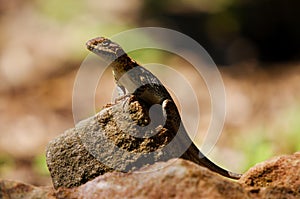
[[86, 37, 242, 179]]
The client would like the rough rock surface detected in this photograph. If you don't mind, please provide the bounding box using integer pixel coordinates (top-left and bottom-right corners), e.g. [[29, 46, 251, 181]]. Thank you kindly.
[[55, 154, 299, 199], [46, 95, 210, 189], [55, 159, 246, 199], [240, 152, 300, 198], [47, 96, 160, 188]]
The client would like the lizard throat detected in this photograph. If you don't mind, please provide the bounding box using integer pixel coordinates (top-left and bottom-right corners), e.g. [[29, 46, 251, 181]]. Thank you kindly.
[[110, 55, 139, 81]]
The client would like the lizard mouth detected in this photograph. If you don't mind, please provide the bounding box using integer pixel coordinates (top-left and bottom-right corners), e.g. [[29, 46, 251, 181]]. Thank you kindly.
[[86, 37, 112, 57], [86, 37, 125, 62], [86, 37, 104, 51]]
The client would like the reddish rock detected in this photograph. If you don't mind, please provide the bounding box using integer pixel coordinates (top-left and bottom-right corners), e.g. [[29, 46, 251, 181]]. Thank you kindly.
[[55, 159, 246, 199], [0, 180, 55, 199], [2, 153, 300, 199], [240, 152, 300, 198]]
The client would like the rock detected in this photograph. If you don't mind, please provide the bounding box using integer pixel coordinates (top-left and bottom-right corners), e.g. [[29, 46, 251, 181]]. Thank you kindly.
[[45, 126, 113, 189], [52, 155, 300, 199], [239, 152, 300, 198], [0, 180, 55, 199], [55, 159, 246, 199], [46, 95, 191, 189]]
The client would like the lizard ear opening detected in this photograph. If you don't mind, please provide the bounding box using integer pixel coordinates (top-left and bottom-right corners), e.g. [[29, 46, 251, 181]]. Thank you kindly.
[[116, 48, 125, 58]]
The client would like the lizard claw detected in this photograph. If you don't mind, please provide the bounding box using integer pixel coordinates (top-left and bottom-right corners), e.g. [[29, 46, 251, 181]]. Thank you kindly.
[[114, 93, 132, 104]]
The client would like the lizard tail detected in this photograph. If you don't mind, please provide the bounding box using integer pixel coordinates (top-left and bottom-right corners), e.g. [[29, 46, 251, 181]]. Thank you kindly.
[[196, 150, 242, 180], [178, 125, 242, 180]]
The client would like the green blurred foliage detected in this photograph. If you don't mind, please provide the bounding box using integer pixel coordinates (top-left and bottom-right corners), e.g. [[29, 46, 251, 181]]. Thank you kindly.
[[238, 127, 274, 169], [33, 154, 50, 176], [129, 49, 165, 65], [237, 104, 300, 170], [275, 105, 300, 152], [35, 0, 85, 23], [0, 155, 14, 174]]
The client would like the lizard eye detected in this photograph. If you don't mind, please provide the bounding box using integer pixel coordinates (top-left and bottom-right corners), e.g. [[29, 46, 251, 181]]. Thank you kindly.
[[102, 40, 110, 47]]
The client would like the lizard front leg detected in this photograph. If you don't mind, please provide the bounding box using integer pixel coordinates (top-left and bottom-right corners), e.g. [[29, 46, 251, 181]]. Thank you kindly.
[[162, 99, 181, 133], [114, 85, 132, 104]]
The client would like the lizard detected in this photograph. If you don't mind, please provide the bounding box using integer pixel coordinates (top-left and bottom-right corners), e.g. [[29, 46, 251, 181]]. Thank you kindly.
[[86, 36, 242, 180]]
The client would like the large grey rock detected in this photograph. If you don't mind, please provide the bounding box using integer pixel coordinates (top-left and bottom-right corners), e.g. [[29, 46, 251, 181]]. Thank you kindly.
[[46, 95, 189, 188]]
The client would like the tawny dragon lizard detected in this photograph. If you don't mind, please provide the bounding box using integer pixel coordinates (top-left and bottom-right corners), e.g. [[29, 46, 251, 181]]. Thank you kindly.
[[86, 37, 242, 179]]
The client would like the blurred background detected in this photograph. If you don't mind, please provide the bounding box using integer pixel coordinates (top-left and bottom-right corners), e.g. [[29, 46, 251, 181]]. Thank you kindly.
[[0, 0, 300, 186]]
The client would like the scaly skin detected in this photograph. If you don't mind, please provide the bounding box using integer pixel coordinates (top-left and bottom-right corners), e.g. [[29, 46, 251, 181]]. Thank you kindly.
[[86, 37, 242, 179]]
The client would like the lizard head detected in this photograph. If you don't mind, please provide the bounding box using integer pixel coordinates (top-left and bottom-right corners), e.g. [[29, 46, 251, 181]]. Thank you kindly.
[[86, 37, 126, 63]]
